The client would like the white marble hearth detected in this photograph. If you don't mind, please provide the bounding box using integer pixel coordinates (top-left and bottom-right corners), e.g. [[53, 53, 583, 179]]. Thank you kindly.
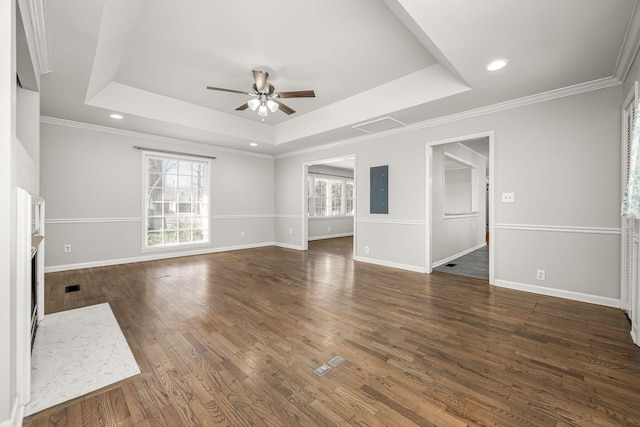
[[25, 303, 140, 416]]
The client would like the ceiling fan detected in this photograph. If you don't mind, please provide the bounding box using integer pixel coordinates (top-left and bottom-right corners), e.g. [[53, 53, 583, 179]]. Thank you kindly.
[[206, 70, 315, 117]]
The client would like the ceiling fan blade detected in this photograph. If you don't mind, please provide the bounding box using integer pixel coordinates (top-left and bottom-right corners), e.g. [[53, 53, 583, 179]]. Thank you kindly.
[[274, 99, 295, 115], [207, 86, 249, 95], [253, 70, 268, 92], [276, 90, 316, 99], [235, 103, 249, 111]]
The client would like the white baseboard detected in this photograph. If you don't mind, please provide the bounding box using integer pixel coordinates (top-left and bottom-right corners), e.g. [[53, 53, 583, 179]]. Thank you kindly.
[[0, 397, 22, 427], [354, 256, 426, 274], [273, 242, 304, 250], [432, 242, 486, 268], [308, 232, 354, 241], [44, 242, 276, 273], [494, 279, 621, 308]]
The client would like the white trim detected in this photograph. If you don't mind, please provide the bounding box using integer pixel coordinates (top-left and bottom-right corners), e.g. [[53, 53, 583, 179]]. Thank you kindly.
[[23, 0, 50, 74], [354, 256, 426, 274], [276, 77, 620, 160], [211, 214, 274, 220], [274, 242, 304, 251], [432, 243, 486, 269], [442, 213, 479, 220], [426, 145, 433, 274], [425, 130, 495, 283], [140, 150, 212, 251], [15, 189, 30, 409], [275, 214, 303, 219], [139, 242, 212, 255], [46, 215, 278, 224], [0, 397, 21, 427], [494, 279, 621, 308], [614, 0, 640, 82], [456, 142, 488, 160], [308, 215, 353, 221], [494, 223, 621, 235], [427, 131, 497, 148], [308, 232, 354, 241], [302, 153, 357, 254], [40, 116, 274, 160], [46, 217, 141, 224], [356, 218, 425, 226], [13, 401, 23, 427], [44, 242, 277, 273]]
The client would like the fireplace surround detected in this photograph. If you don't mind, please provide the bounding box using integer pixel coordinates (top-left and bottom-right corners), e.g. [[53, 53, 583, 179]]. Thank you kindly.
[[16, 188, 45, 409]]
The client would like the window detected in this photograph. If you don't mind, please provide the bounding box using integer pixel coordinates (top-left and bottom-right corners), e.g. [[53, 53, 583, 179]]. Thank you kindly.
[[307, 174, 354, 217], [144, 153, 210, 248]]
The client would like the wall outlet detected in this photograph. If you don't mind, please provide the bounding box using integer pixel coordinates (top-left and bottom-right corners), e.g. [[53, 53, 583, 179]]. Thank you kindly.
[[288, 227, 293, 234], [64, 244, 71, 253], [240, 231, 245, 238], [502, 192, 515, 203], [536, 269, 546, 280], [328, 226, 332, 232], [364, 246, 370, 254]]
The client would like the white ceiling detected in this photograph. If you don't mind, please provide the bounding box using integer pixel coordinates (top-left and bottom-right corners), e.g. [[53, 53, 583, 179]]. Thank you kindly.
[[40, 0, 639, 156]]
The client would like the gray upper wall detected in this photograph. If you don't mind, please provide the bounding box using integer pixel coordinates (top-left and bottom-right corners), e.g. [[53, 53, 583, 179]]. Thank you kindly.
[[40, 80, 622, 304], [274, 85, 622, 304], [41, 123, 275, 268]]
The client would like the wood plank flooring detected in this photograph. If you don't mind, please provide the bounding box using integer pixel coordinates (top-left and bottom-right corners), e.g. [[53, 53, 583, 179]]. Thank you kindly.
[[24, 237, 640, 426]]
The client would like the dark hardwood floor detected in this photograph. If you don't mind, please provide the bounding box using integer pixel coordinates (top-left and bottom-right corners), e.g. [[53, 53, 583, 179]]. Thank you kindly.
[[24, 237, 640, 426]]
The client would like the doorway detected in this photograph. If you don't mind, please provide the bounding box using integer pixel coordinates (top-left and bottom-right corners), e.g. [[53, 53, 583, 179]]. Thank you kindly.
[[426, 133, 494, 283], [302, 155, 356, 258]]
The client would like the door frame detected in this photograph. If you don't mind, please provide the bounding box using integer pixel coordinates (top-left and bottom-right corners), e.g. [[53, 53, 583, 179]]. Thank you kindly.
[[301, 155, 357, 259], [425, 131, 495, 284]]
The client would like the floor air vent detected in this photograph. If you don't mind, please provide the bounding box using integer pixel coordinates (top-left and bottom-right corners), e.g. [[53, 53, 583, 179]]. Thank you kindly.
[[65, 285, 81, 293], [444, 263, 457, 268]]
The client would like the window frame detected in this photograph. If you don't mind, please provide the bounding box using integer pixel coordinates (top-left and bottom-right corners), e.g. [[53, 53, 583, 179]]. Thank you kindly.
[[307, 173, 354, 218], [141, 151, 211, 252]]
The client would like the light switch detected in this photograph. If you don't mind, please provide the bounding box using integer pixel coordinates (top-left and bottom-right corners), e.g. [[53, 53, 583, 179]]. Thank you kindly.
[[502, 192, 515, 203]]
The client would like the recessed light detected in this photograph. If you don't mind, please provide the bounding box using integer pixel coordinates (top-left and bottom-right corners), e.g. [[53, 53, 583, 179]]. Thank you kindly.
[[109, 113, 124, 120], [485, 59, 509, 71], [249, 142, 258, 147]]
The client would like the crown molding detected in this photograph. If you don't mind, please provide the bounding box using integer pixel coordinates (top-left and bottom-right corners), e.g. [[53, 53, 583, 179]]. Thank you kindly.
[[41, 74, 621, 163], [40, 116, 275, 160], [615, 0, 640, 82], [18, 0, 51, 75], [275, 76, 621, 159]]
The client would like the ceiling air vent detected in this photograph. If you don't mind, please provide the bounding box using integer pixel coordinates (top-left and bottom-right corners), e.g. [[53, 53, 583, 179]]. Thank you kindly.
[[352, 117, 405, 134]]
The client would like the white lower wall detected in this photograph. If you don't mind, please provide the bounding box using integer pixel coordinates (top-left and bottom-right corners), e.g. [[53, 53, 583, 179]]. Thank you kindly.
[[308, 217, 353, 240], [355, 220, 426, 272], [494, 226, 620, 300], [274, 215, 303, 249]]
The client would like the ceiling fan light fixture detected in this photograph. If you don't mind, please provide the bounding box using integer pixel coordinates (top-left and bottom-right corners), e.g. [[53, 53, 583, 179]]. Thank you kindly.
[[267, 99, 279, 113], [258, 104, 268, 117], [247, 98, 260, 111]]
